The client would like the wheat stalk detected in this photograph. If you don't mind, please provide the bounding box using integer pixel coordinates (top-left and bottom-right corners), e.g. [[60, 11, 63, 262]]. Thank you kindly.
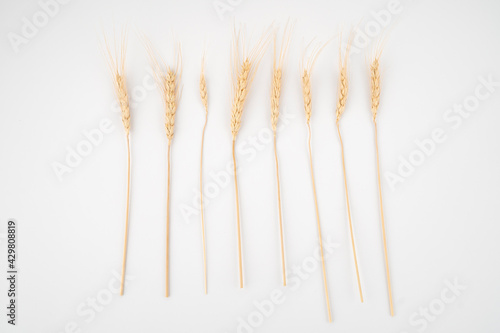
[[271, 21, 293, 287], [334, 32, 364, 303], [199, 52, 208, 294], [141, 35, 181, 297], [230, 25, 272, 288], [103, 28, 131, 296], [301, 39, 332, 322], [370, 43, 394, 316]]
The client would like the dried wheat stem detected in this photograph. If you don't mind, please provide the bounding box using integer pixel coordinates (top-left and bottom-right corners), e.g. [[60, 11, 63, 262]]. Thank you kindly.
[[335, 33, 363, 303], [273, 134, 286, 285], [301, 41, 331, 322], [370, 52, 394, 316], [230, 26, 272, 288], [120, 135, 131, 295], [336, 123, 364, 302], [166, 140, 171, 297], [307, 123, 332, 322], [199, 57, 208, 294], [103, 29, 131, 296], [232, 140, 243, 288]]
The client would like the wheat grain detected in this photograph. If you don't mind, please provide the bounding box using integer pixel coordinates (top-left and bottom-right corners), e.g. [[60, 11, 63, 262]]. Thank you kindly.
[[271, 68, 282, 132], [230, 59, 250, 139], [370, 57, 380, 120], [140, 35, 181, 142], [336, 66, 348, 121], [271, 21, 293, 133], [301, 41, 327, 124], [301, 70, 312, 123], [104, 29, 130, 135], [165, 68, 178, 142], [200, 59, 208, 113], [115, 75, 130, 135], [335, 32, 353, 122]]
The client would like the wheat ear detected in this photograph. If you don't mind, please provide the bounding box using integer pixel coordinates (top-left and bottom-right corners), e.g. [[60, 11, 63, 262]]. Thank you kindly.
[[370, 44, 394, 316], [335, 32, 364, 303], [230, 25, 272, 288], [142, 36, 181, 297], [103, 28, 131, 296], [370, 57, 380, 120], [301, 40, 332, 322], [271, 21, 293, 287], [199, 52, 208, 294]]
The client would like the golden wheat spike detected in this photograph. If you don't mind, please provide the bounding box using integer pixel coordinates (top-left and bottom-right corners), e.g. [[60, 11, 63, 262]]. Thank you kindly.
[[230, 24, 272, 288], [334, 32, 364, 303], [271, 21, 293, 287], [141, 35, 181, 297], [301, 39, 332, 322], [370, 57, 380, 120], [103, 27, 131, 296], [199, 51, 208, 294], [370, 42, 394, 316]]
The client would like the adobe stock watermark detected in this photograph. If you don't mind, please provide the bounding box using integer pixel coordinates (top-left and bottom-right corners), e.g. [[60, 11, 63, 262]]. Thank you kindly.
[[178, 109, 295, 224], [386, 74, 499, 190], [7, 0, 73, 54], [213, 0, 244, 21], [398, 277, 466, 333], [228, 236, 339, 333], [53, 271, 135, 333], [51, 118, 115, 181], [51, 69, 156, 182], [351, 0, 403, 55]]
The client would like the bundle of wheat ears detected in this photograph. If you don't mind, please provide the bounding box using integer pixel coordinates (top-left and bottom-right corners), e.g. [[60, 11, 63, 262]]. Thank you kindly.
[[103, 29, 131, 296], [142, 35, 182, 298], [101, 25, 395, 320]]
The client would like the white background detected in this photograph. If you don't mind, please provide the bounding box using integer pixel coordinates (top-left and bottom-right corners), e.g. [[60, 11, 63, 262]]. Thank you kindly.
[[1, 0, 499, 332]]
